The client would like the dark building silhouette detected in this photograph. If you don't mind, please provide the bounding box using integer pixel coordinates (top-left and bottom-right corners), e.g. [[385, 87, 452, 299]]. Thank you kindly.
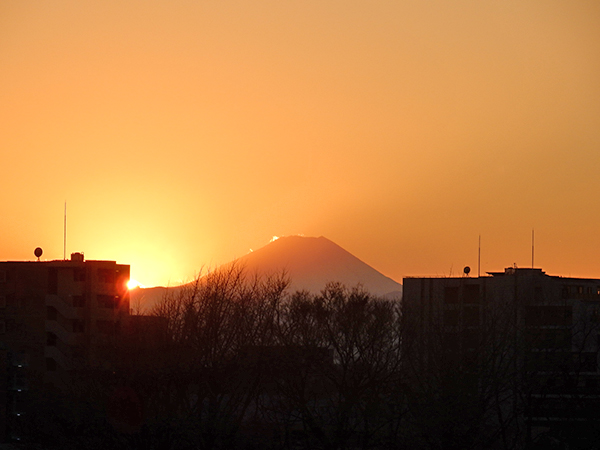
[[0, 253, 131, 441], [403, 267, 600, 446]]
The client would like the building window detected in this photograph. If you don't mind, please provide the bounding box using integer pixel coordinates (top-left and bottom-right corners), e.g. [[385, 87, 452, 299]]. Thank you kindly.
[[97, 269, 115, 283], [444, 287, 459, 304], [443, 309, 460, 326], [96, 320, 114, 335], [11, 352, 29, 368], [72, 295, 85, 307], [464, 306, 480, 327], [73, 269, 86, 282], [0, 320, 5, 334], [97, 295, 116, 308], [12, 371, 27, 390], [73, 320, 85, 333], [464, 285, 480, 304], [526, 329, 572, 350], [48, 268, 58, 294], [47, 306, 57, 321], [0, 295, 5, 308], [463, 329, 480, 349], [0, 270, 6, 282], [46, 332, 57, 347], [46, 357, 57, 371], [534, 286, 544, 302], [525, 306, 572, 327]]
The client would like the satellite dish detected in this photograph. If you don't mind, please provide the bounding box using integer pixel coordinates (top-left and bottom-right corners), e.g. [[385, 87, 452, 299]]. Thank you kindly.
[[463, 266, 471, 276], [34, 247, 43, 261]]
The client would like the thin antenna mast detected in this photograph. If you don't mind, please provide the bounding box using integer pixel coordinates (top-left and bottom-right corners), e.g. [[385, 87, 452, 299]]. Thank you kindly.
[[531, 228, 534, 269], [63, 202, 67, 261], [478, 235, 481, 277]]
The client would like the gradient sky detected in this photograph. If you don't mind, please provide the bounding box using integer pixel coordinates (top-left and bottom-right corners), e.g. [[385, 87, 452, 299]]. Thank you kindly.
[[2, 1, 600, 287]]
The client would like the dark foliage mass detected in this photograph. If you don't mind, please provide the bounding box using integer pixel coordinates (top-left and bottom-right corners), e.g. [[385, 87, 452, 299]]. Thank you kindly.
[[14, 265, 597, 449]]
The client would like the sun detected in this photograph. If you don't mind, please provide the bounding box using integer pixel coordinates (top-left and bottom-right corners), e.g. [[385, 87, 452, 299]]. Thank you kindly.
[[127, 279, 143, 290]]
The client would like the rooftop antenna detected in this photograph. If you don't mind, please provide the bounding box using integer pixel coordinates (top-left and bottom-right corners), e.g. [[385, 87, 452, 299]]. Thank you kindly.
[[63, 202, 67, 261], [531, 228, 534, 269], [478, 235, 481, 277]]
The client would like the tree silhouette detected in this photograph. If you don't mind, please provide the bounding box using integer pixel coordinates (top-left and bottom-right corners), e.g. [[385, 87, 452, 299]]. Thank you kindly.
[[266, 283, 403, 450]]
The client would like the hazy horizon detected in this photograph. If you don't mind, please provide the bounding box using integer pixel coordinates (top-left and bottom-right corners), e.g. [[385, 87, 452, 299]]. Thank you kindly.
[[2, 1, 599, 287]]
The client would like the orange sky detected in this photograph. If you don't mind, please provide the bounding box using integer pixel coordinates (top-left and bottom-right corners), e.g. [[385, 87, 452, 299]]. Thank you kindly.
[[2, 1, 600, 287]]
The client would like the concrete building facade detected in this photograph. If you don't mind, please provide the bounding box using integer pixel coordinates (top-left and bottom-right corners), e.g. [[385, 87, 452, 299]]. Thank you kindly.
[[403, 267, 600, 446], [0, 253, 130, 440]]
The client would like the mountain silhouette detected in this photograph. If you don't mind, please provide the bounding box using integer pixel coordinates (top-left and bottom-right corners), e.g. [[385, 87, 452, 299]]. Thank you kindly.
[[131, 235, 402, 312], [236, 236, 402, 297]]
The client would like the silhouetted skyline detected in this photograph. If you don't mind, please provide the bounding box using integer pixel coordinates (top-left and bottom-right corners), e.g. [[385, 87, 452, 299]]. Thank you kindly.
[[2, 1, 600, 287]]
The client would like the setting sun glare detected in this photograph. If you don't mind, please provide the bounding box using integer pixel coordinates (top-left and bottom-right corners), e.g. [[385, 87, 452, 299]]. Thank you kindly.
[[127, 279, 143, 290]]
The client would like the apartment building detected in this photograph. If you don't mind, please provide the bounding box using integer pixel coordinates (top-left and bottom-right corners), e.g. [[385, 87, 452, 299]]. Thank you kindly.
[[0, 253, 130, 440], [403, 267, 600, 446]]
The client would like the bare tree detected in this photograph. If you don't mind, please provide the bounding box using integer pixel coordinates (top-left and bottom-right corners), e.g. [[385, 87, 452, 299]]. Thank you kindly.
[[146, 264, 289, 449], [267, 282, 403, 450]]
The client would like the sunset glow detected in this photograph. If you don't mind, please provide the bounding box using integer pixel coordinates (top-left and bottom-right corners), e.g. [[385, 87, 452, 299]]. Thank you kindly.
[[2, 1, 600, 286], [127, 279, 143, 290]]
